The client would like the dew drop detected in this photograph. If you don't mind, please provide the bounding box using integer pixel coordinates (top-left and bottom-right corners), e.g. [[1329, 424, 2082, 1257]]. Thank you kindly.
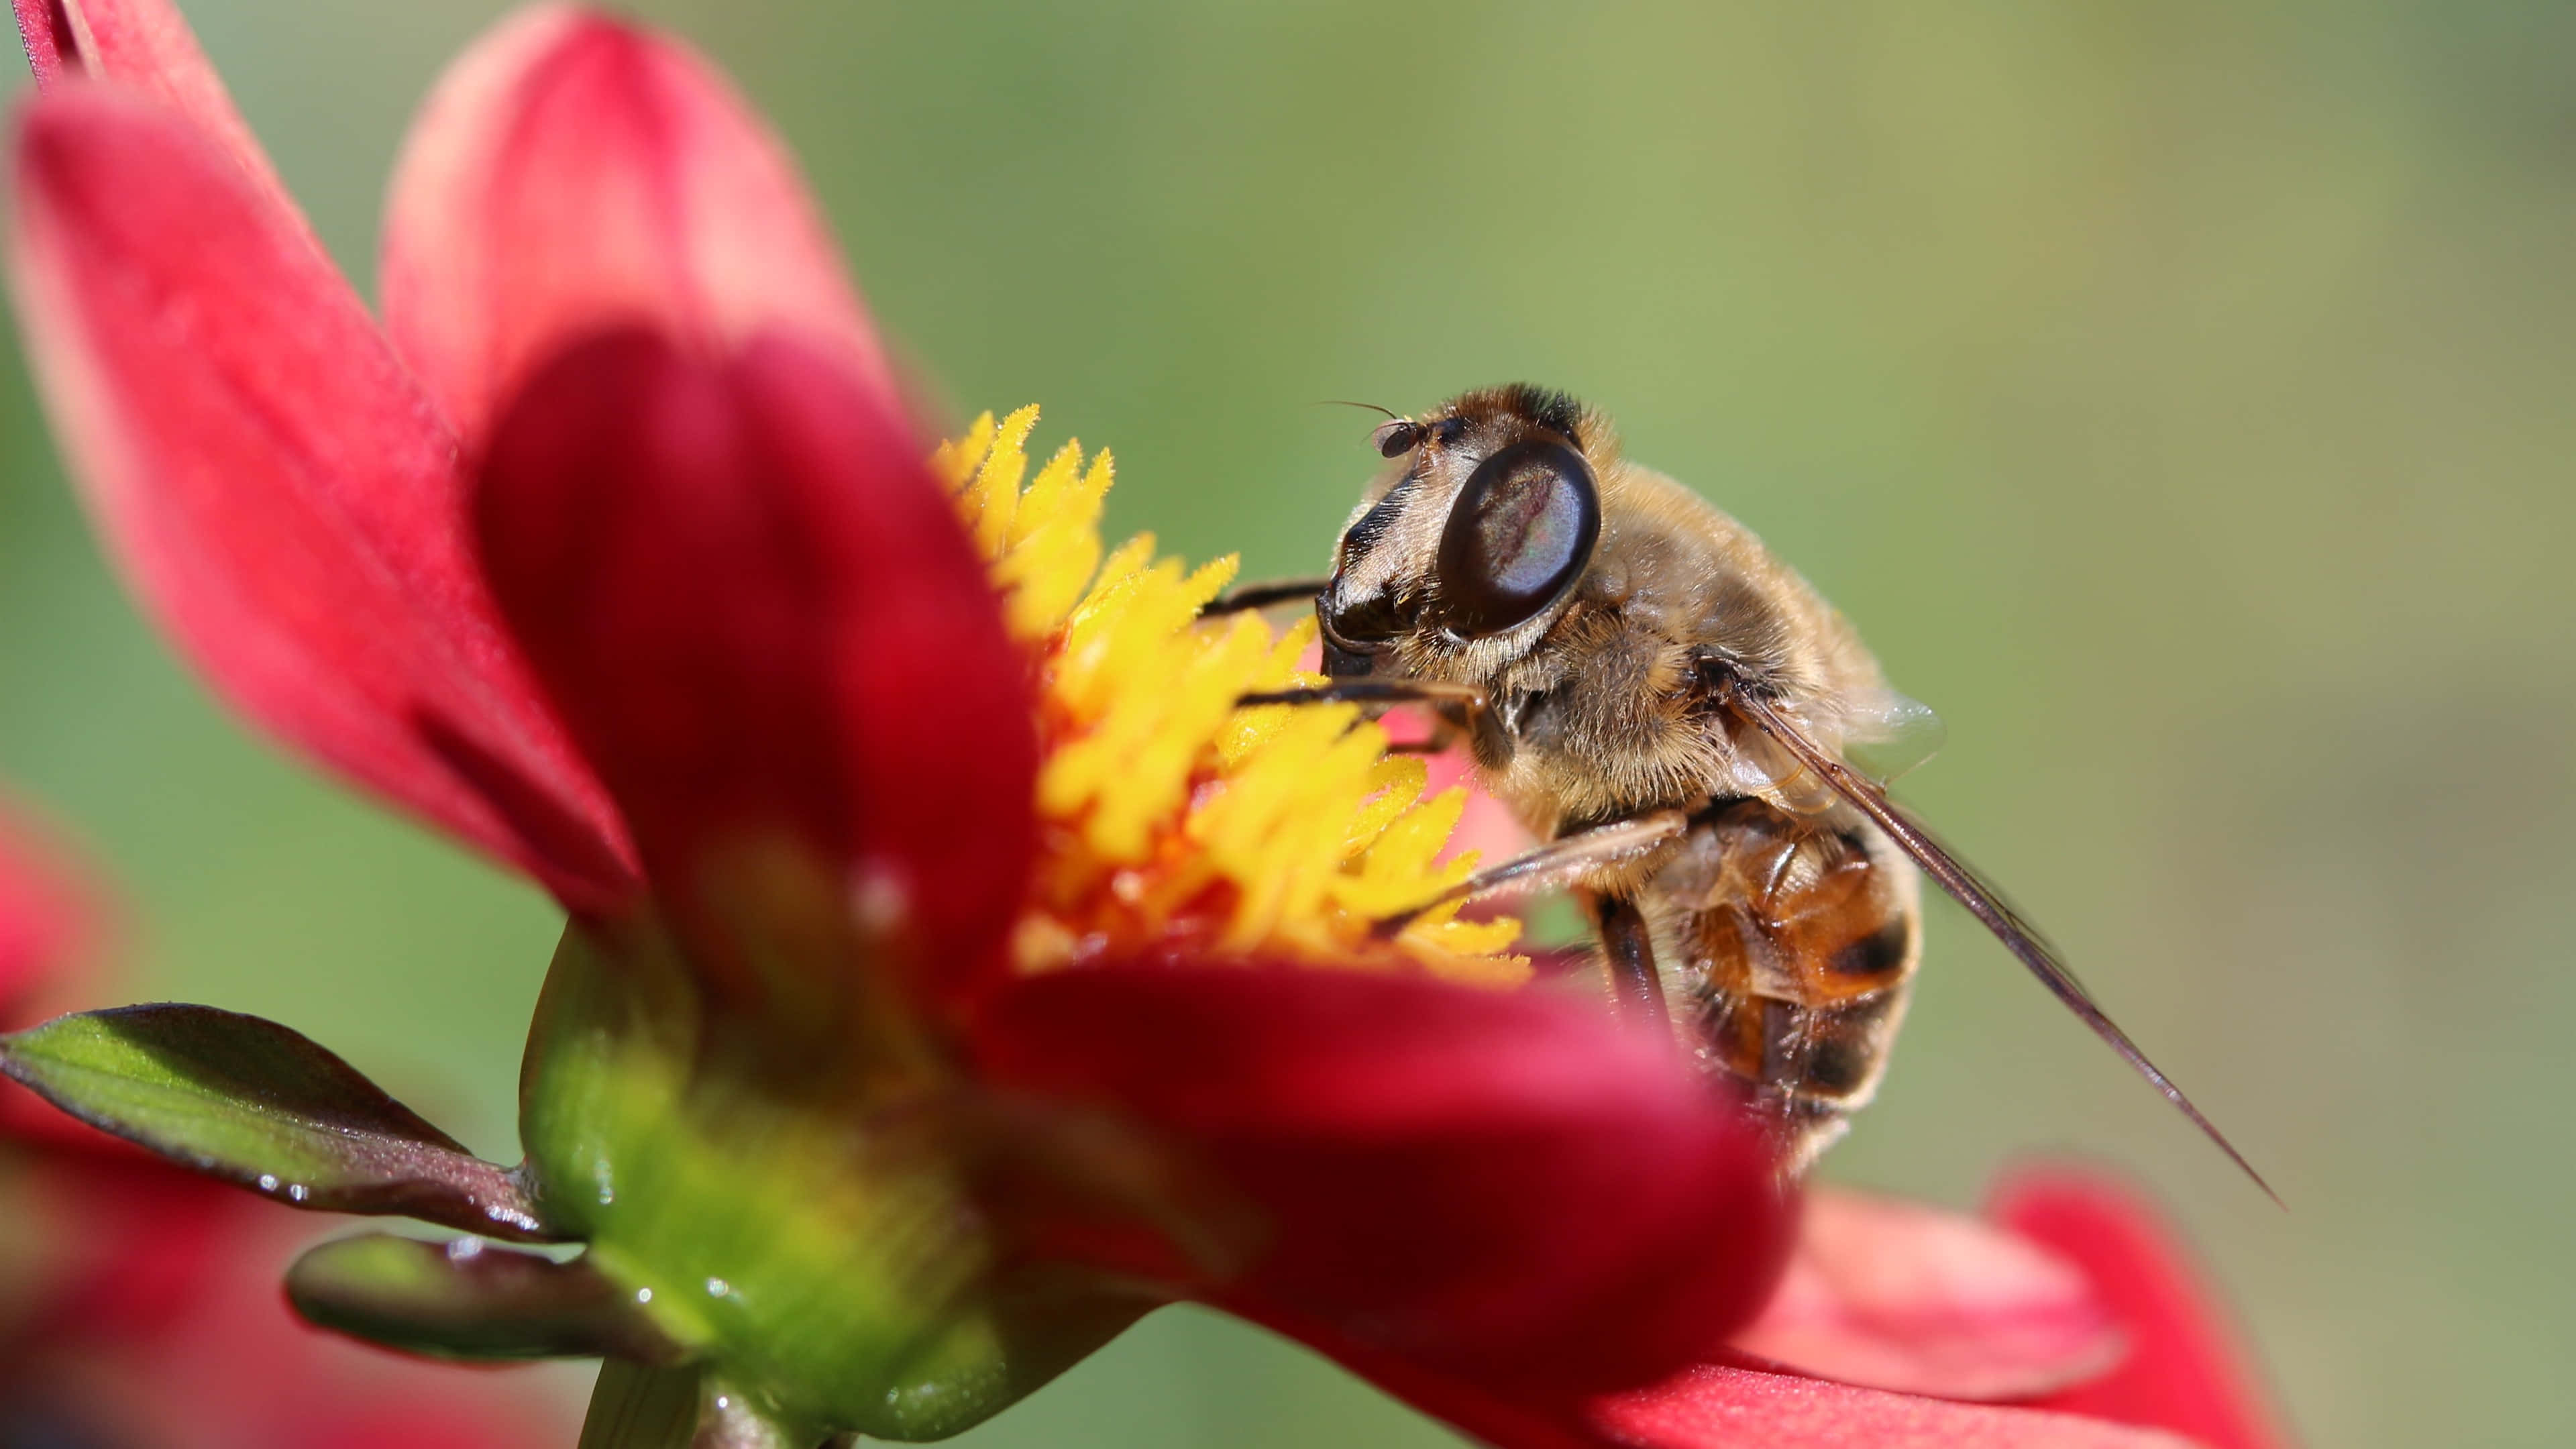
[[635, 1287, 653, 1305], [287, 1183, 309, 1203], [705, 1277, 731, 1298], [446, 1238, 486, 1263], [256, 1174, 279, 1193]]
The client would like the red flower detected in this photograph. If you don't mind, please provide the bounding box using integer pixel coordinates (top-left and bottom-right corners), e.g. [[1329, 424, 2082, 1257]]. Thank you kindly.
[[0, 807, 570, 1449], [1, 3, 2296, 1445], [5, 0, 1784, 1437]]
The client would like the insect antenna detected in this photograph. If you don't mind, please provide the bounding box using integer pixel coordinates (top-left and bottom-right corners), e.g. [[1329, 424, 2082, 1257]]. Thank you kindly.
[[1316, 398, 1401, 420]]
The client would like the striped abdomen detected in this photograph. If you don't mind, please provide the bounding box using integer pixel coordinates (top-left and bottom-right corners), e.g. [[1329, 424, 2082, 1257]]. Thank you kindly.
[[1647, 797, 1922, 1172]]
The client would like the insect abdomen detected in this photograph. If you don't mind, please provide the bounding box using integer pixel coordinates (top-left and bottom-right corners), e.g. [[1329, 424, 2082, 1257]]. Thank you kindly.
[[1651, 798, 1921, 1171]]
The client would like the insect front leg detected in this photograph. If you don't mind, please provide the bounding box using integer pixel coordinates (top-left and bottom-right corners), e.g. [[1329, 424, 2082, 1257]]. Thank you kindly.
[[1377, 810, 1689, 1030], [1237, 679, 1487, 710], [1201, 576, 1333, 614], [1248, 676, 1683, 1030], [1368, 808, 1692, 937], [1236, 679, 1515, 765]]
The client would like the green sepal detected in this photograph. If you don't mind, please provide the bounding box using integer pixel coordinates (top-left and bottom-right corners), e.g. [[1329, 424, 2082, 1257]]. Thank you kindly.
[[287, 1233, 681, 1362], [868, 1267, 1158, 1440], [0, 1004, 555, 1241], [520, 912, 1156, 1440]]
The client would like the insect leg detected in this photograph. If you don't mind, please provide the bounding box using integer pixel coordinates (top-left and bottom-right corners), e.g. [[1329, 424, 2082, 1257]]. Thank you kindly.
[[1202, 577, 1333, 614], [1369, 808, 1691, 937], [1236, 678, 1516, 767], [1237, 680, 1487, 710], [1591, 892, 1670, 1025]]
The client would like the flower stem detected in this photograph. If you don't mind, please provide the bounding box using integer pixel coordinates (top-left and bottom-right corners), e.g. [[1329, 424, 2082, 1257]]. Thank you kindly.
[[578, 1360, 698, 1449]]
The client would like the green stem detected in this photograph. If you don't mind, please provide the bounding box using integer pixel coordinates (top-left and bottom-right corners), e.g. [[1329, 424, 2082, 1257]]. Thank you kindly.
[[579, 1360, 827, 1449], [578, 1360, 699, 1449]]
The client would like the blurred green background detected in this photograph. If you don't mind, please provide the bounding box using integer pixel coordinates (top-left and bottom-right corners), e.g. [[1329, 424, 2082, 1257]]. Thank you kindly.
[[4, 1, 2572, 1444]]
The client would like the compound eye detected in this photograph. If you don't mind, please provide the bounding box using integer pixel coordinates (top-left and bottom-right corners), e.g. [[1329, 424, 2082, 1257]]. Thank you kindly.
[[1432, 439, 1601, 638], [1371, 419, 1424, 458]]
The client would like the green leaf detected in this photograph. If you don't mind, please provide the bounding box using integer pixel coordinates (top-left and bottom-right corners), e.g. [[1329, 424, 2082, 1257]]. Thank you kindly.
[[288, 1234, 682, 1362], [0, 1004, 557, 1240]]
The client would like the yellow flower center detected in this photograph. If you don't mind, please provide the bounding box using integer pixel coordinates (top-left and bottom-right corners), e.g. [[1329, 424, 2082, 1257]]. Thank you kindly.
[[936, 407, 1525, 987]]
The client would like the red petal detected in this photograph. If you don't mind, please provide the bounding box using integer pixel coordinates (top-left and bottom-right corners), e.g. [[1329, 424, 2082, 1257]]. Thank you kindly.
[[1729, 1186, 2125, 1400], [9, 0, 299, 227], [474, 326, 1032, 994], [0, 1078, 158, 1159], [1350, 1350, 2200, 1449], [1994, 1169, 2296, 1449], [15, 1138, 248, 1340], [969, 963, 1794, 1395], [5, 88, 637, 908], [6, 1156, 571, 1446], [1596, 1362, 2204, 1448], [0, 796, 123, 1148], [0, 798, 97, 1020], [382, 5, 896, 445], [149, 1216, 572, 1449]]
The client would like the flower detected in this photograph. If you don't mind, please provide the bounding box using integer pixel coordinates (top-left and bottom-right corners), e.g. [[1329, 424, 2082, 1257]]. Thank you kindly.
[[4, 1, 1791, 1440], [0, 805, 570, 1449], [2, 3, 2298, 1446]]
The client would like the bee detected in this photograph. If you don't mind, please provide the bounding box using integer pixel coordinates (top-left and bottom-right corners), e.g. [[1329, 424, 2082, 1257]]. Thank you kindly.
[[1228, 385, 2269, 1189]]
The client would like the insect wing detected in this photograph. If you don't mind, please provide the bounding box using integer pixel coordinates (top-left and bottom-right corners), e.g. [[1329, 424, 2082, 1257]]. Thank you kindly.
[[1716, 672, 2278, 1205], [1843, 688, 1947, 784]]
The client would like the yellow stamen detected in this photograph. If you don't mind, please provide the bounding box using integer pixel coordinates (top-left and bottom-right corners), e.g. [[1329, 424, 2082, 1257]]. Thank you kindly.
[[940, 407, 1525, 987]]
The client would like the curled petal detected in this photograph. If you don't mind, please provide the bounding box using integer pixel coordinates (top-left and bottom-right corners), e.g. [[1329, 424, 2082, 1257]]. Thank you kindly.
[[969, 964, 1794, 1395], [1350, 1350, 2199, 1449], [10, 0, 297, 225], [5, 89, 636, 909], [474, 327, 1033, 998], [1730, 1187, 2124, 1400], [1996, 1169, 2296, 1449], [1593, 1362, 2204, 1448], [383, 5, 896, 443]]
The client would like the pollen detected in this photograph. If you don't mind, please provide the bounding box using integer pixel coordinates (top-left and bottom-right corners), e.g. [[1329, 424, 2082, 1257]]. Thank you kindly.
[[938, 407, 1525, 986]]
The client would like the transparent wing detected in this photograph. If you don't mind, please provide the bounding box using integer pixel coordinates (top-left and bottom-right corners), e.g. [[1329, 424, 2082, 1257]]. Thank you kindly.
[[1843, 688, 1946, 784], [1715, 669, 2279, 1205]]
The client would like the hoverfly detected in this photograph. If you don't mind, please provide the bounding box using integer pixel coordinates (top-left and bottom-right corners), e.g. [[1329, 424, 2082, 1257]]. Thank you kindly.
[[1222, 385, 2269, 1191]]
